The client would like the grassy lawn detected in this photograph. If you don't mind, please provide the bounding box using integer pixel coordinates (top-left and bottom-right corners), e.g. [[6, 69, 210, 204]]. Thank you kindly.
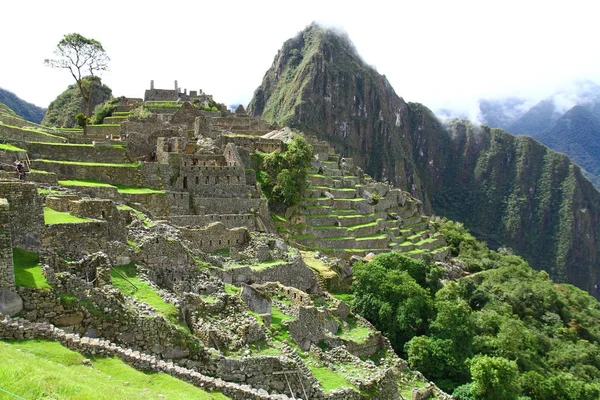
[[0, 339, 228, 400], [330, 291, 355, 304], [35, 159, 140, 167], [44, 207, 95, 225], [111, 264, 188, 332], [58, 179, 165, 194], [249, 260, 287, 271], [0, 143, 26, 152], [336, 317, 372, 344], [309, 365, 358, 392], [12, 248, 50, 289], [300, 251, 338, 279]]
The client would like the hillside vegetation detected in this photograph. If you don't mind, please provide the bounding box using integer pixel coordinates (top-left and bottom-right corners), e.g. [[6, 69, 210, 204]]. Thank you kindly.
[[42, 77, 112, 128], [352, 221, 600, 399]]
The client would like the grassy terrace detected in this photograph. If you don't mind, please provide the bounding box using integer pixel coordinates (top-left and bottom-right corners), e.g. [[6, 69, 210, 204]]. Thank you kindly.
[[59, 179, 164, 194], [13, 248, 51, 289], [35, 159, 140, 167], [336, 317, 372, 343], [111, 264, 189, 332], [44, 207, 96, 225], [0, 121, 66, 139], [29, 141, 125, 149], [0, 339, 228, 400], [0, 143, 26, 151]]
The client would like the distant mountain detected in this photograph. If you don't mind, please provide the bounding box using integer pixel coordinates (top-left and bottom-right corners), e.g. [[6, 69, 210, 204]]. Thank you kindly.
[[536, 106, 600, 187], [249, 23, 600, 296], [478, 97, 528, 130], [506, 98, 561, 135], [0, 87, 46, 123], [42, 77, 112, 128]]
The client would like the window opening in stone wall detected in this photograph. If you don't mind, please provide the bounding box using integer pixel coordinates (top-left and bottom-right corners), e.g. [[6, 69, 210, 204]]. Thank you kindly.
[[195, 176, 199, 185], [183, 176, 188, 189], [226, 176, 230, 184], [237, 176, 241, 183], [215, 176, 219, 184], [205, 176, 209, 184]]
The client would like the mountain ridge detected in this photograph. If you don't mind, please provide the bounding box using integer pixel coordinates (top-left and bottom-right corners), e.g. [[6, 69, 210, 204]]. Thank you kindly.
[[249, 23, 600, 296], [0, 87, 46, 124]]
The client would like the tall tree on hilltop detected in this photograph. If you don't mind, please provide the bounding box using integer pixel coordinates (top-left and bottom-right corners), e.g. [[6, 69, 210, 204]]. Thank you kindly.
[[44, 33, 110, 117]]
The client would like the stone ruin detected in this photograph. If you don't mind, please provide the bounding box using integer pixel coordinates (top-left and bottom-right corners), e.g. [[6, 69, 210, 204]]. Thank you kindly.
[[0, 85, 455, 400]]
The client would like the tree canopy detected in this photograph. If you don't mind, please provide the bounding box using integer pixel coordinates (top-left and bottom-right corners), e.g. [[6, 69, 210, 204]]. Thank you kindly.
[[45, 33, 110, 117]]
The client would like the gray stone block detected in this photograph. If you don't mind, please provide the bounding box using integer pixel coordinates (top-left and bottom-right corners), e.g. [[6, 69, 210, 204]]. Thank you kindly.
[[0, 289, 23, 316]]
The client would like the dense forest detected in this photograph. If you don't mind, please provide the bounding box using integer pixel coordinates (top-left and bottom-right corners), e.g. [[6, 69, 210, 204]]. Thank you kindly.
[[351, 221, 600, 399]]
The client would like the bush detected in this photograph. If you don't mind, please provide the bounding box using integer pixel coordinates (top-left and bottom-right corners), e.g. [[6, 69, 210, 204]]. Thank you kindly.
[[91, 100, 117, 124], [75, 113, 88, 128]]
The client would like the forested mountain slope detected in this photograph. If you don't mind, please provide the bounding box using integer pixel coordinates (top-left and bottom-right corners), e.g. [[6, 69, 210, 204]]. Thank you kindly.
[[248, 23, 600, 295]]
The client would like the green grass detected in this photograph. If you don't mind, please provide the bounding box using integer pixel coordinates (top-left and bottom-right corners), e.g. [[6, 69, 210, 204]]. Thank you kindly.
[[116, 205, 154, 227], [301, 251, 338, 279], [0, 143, 26, 151], [12, 248, 50, 289], [249, 260, 287, 271], [35, 159, 140, 167], [44, 207, 95, 225], [330, 291, 355, 303], [116, 186, 164, 194], [224, 284, 240, 295], [355, 234, 387, 241], [336, 318, 372, 344], [270, 307, 294, 342], [59, 179, 114, 188], [0, 339, 228, 400], [309, 365, 358, 392], [110, 264, 188, 332]]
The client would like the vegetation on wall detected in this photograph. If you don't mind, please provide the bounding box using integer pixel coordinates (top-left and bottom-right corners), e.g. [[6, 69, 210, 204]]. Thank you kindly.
[[351, 221, 600, 399], [256, 133, 313, 206]]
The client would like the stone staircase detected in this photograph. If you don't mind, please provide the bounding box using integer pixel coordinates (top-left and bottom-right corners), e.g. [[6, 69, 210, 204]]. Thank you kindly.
[[287, 156, 449, 260]]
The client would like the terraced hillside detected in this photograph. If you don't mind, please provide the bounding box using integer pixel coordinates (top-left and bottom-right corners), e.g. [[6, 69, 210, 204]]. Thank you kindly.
[[277, 150, 449, 260]]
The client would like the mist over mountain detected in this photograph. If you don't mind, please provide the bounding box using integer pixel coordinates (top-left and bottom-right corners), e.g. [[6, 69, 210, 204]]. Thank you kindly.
[[249, 23, 600, 295], [0, 87, 46, 123]]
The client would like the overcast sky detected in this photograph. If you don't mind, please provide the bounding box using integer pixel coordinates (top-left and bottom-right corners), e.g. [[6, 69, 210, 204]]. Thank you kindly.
[[2, 0, 599, 119]]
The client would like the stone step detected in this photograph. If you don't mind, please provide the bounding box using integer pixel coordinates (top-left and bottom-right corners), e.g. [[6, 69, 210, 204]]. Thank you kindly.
[[303, 205, 334, 215], [308, 174, 335, 187], [332, 198, 370, 211]]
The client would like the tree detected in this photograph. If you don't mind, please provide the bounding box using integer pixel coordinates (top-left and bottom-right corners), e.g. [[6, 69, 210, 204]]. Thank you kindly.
[[470, 355, 521, 400], [261, 134, 313, 206], [45, 33, 110, 117]]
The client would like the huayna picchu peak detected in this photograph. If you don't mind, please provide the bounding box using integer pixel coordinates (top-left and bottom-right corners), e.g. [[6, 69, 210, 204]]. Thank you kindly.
[[0, 21, 600, 400], [249, 23, 600, 298]]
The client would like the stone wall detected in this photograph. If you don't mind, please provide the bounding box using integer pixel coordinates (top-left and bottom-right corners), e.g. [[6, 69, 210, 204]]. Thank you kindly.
[[30, 161, 147, 187], [180, 223, 249, 253], [41, 222, 112, 255], [192, 197, 266, 215], [216, 135, 284, 153], [120, 192, 174, 217], [25, 142, 129, 163], [166, 214, 256, 230], [220, 258, 320, 294], [0, 198, 13, 289], [85, 125, 121, 138], [0, 181, 44, 250]]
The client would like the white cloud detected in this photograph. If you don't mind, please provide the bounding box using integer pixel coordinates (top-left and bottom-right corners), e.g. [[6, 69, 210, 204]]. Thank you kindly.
[[2, 0, 600, 113]]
